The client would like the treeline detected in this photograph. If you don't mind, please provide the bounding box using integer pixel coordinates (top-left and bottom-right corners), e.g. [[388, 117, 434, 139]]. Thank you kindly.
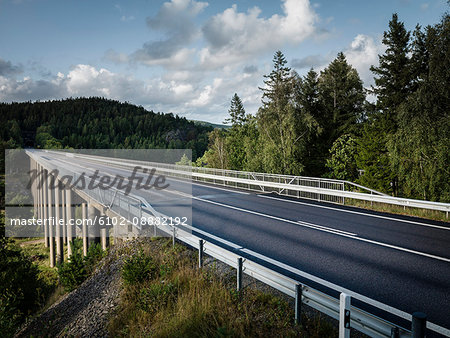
[[0, 97, 212, 160], [197, 13, 449, 202]]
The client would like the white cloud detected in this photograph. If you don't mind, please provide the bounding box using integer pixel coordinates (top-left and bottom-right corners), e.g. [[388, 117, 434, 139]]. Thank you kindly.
[[2, 0, 326, 123], [129, 0, 207, 66], [200, 0, 318, 68], [344, 34, 384, 86]]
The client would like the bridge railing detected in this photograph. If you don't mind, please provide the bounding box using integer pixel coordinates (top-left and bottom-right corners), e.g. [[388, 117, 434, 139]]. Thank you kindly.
[[63, 151, 450, 216]]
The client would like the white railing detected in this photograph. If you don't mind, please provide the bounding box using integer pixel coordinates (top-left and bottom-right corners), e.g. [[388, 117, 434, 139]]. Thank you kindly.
[[64, 151, 450, 216]]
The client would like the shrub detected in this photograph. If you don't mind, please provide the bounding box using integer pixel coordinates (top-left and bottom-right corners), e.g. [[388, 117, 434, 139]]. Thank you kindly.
[[121, 250, 157, 285], [0, 237, 43, 337], [57, 239, 87, 292], [58, 239, 108, 292], [84, 242, 105, 274]]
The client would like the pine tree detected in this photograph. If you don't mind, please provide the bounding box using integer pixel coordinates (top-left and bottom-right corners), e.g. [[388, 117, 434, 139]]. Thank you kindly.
[[257, 51, 302, 175], [313, 52, 365, 177], [296, 68, 325, 176], [319, 52, 365, 138], [370, 13, 411, 126], [224, 93, 246, 127], [224, 94, 247, 170]]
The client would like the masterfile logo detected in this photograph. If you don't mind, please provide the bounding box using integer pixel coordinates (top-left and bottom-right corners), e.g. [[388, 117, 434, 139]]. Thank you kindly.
[[5, 149, 192, 237]]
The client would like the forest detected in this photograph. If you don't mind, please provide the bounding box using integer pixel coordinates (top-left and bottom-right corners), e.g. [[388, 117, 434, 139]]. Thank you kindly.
[[197, 13, 449, 202], [0, 97, 213, 166]]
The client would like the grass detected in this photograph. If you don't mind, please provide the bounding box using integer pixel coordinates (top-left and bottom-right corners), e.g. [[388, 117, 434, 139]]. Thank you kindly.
[[344, 198, 449, 222], [108, 238, 337, 337]]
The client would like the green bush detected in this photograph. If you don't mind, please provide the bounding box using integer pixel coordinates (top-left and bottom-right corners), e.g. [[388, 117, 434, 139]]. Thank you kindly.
[[0, 237, 43, 337], [58, 239, 106, 292], [84, 242, 106, 274], [57, 239, 87, 292], [121, 250, 157, 285]]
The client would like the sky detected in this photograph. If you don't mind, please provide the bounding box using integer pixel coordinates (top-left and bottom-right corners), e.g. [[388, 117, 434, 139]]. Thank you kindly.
[[0, 0, 447, 124]]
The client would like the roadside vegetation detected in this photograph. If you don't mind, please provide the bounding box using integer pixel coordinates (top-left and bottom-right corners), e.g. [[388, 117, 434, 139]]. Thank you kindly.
[[0, 231, 106, 337], [108, 238, 337, 337], [344, 199, 449, 222], [0, 236, 58, 337]]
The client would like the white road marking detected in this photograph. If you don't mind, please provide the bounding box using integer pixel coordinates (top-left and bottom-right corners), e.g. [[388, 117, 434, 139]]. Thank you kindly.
[[297, 220, 357, 236], [259, 194, 450, 231], [191, 195, 450, 263]]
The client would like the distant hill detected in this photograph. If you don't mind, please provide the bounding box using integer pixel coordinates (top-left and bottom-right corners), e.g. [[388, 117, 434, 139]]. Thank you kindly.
[[191, 120, 231, 129], [0, 97, 213, 160]]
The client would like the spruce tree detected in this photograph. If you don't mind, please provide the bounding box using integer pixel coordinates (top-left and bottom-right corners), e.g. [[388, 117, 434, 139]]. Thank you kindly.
[[313, 52, 365, 177], [224, 93, 246, 127], [257, 51, 301, 174], [370, 13, 412, 126], [224, 94, 247, 170]]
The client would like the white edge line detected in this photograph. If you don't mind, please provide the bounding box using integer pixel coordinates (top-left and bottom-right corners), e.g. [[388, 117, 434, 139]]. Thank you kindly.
[[259, 194, 450, 231]]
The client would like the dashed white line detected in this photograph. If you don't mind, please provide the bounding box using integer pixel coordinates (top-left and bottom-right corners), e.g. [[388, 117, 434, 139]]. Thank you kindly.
[[259, 194, 450, 231]]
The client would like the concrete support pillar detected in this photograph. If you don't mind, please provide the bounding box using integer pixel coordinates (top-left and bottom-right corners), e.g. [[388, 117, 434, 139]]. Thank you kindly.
[[54, 180, 63, 265], [35, 162, 40, 220], [62, 190, 67, 245], [100, 228, 109, 250], [87, 204, 101, 250], [43, 168, 49, 248], [31, 160, 37, 218], [47, 172, 55, 268], [82, 202, 88, 256], [38, 164, 42, 221], [34, 161, 39, 221], [66, 189, 74, 258]]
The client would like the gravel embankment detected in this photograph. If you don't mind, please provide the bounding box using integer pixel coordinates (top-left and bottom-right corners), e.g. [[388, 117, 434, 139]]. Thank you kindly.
[[15, 240, 131, 338]]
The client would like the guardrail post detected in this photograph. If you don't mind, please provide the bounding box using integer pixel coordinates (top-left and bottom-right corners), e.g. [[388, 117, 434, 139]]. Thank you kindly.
[[198, 239, 204, 268], [295, 283, 302, 325], [237, 257, 243, 292], [339, 293, 351, 338], [391, 327, 400, 338], [412, 312, 427, 338], [172, 226, 176, 247]]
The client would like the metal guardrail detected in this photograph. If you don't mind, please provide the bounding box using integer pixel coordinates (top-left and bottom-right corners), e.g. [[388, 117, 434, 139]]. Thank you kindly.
[[66, 151, 450, 216], [30, 150, 450, 337]]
